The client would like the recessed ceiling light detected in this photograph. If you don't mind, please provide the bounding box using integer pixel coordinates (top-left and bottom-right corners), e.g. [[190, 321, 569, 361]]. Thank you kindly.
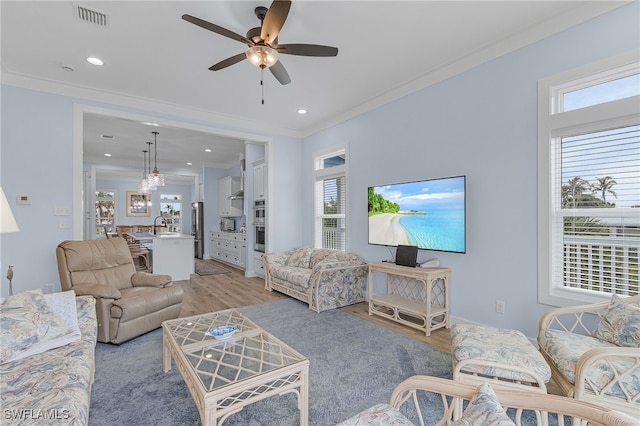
[[297, 109, 308, 114], [86, 57, 103, 66], [141, 122, 159, 127], [186, 162, 193, 166], [205, 149, 212, 153], [61, 64, 75, 72], [100, 134, 115, 139], [104, 153, 112, 157]]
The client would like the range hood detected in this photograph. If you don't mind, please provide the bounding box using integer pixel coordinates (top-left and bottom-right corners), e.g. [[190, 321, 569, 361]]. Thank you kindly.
[[228, 158, 245, 200]]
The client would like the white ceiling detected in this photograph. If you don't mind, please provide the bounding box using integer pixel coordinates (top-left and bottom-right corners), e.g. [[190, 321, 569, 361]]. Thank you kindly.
[[1, 1, 627, 176]]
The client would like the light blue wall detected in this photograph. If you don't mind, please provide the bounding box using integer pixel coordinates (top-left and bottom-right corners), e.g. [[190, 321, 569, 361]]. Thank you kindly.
[[300, 2, 639, 336], [1, 3, 637, 338], [1, 87, 75, 294], [1, 87, 303, 295], [267, 135, 304, 253]]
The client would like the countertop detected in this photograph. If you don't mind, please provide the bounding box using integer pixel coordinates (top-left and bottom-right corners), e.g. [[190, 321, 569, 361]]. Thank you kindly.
[[130, 232, 194, 240]]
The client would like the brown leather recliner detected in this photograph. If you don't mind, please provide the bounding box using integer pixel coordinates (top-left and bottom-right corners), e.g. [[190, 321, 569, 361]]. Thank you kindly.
[[56, 238, 184, 344]]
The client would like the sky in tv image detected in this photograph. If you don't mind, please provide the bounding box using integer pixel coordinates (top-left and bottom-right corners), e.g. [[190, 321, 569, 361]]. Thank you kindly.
[[368, 176, 465, 253]]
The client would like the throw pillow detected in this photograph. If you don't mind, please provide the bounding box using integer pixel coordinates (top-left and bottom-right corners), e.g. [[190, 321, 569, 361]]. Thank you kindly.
[[335, 403, 415, 426], [43, 290, 80, 333], [451, 383, 515, 426], [0, 289, 80, 365], [593, 294, 640, 347], [286, 246, 314, 268]]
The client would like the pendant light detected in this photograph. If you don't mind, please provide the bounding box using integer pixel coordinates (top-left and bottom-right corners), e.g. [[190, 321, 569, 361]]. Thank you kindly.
[[138, 148, 153, 194], [148, 131, 165, 187], [146, 141, 157, 191]]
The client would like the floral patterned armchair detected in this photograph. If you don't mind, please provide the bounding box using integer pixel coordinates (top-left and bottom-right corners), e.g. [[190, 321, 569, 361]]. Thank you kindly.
[[537, 294, 640, 418]]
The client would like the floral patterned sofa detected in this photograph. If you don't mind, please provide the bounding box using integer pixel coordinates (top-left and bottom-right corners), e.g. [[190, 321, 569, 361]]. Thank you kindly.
[[263, 246, 368, 312], [1, 290, 97, 425], [538, 294, 640, 418]]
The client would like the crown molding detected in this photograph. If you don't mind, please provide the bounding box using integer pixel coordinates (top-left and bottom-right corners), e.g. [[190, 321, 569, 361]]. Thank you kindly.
[[1, 71, 304, 139], [301, 1, 631, 137]]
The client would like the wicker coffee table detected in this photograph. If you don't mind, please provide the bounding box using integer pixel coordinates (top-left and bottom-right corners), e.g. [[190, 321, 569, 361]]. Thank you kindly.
[[162, 309, 309, 425]]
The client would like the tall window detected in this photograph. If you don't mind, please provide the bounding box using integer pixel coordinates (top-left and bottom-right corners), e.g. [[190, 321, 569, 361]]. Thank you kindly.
[[314, 146, 348, 250], [538, 52, 640, 306], [95, 190, 116, 238]]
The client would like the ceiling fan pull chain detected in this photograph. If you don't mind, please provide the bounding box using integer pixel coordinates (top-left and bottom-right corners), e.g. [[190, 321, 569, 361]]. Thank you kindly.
[[261, 67, 265, 105]]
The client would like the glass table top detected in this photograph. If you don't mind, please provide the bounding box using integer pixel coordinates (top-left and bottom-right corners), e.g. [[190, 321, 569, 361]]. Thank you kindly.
[[163, 309, 307, 392]]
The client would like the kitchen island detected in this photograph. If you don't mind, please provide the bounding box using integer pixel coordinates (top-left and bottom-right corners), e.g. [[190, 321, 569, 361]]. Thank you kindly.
[[130, 233, 194, 280]]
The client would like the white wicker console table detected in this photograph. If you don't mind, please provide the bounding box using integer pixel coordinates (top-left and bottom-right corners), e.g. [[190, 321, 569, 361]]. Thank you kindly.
[[162, 309, 309, 426], [368, 262, 450, 336]]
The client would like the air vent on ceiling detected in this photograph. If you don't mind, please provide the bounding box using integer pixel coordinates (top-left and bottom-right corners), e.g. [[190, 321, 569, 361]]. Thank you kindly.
[[74, 3, 109, 27]]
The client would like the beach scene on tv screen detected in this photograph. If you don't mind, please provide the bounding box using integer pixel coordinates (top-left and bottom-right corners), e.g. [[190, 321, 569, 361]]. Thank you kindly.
[[368, 176, 465, 253]]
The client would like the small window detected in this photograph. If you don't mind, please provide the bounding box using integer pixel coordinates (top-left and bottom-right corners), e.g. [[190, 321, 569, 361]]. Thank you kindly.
[[160, 193, 182, 233], [321, 154, 345, 169], [560, 71, 639, 112], [95, 190, 116, 238]]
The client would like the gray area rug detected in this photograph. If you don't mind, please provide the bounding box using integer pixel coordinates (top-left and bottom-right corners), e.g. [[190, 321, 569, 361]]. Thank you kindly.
[[89, 299, 452, 425], [194, 261, 231, 276]]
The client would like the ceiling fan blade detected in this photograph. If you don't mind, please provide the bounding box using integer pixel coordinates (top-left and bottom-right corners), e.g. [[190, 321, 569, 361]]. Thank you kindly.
[[261, 0, 291, 45], [269, 60, 291, 85], [277, 44, 338, 57], [182, 14, 254, 46], [209, 53, 247, 71]]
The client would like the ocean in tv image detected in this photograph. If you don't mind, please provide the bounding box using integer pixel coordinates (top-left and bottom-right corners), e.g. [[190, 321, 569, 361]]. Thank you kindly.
[[368, 176, 466, 253]]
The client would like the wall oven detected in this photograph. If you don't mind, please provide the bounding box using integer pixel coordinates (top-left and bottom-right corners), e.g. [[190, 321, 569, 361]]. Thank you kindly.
[[254, 225, 265, 252], [253, 200, 265, 225]]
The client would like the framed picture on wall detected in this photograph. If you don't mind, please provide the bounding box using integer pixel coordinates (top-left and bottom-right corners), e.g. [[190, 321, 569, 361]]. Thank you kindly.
[[126, 191, 150, 217]]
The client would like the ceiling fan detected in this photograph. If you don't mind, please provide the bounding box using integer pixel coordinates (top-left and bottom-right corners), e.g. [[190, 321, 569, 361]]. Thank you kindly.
[[182, 0, 338, 85]]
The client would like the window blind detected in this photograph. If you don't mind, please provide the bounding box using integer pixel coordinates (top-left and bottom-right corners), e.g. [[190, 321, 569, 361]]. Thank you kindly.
[[552, 124, 639, 295], [317, 176, 346, 250]]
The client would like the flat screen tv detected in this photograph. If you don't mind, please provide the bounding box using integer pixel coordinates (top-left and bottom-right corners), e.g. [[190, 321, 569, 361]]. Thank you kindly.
[[368, 175, 466, 253]]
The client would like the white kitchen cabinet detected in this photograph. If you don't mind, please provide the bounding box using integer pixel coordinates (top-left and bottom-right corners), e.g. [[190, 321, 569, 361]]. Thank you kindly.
[[209, 231, 246, 269], [218, 176, 242, 217], [253, 160, 265, 201], [253, 251, 265, 278]]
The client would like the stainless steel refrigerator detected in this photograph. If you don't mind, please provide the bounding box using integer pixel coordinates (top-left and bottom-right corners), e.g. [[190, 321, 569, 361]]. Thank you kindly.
[[191, 202, 204, 259]]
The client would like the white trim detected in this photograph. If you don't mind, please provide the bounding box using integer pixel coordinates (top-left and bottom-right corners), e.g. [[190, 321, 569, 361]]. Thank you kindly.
[[5, 73, 302, 139], [72, 104, 272, 240], [301, 2, 630, 137]]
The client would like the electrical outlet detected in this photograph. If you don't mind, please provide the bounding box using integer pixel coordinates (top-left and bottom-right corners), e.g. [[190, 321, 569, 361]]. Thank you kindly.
[[496, 300, 505, 314], [45, 283, 55, 294]]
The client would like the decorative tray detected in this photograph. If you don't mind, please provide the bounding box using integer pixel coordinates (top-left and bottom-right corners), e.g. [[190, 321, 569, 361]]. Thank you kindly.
[[206, 325, 238, 340]]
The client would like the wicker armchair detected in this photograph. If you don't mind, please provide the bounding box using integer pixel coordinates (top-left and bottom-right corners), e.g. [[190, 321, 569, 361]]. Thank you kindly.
[[537, 295, 640, 418], [336, 375, 637, 426]]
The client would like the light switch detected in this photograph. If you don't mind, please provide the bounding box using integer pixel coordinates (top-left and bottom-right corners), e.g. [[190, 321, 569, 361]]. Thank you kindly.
[[17, 195, 30, 205], [59, 220, 71, 229], [54, 207, 71, 216]]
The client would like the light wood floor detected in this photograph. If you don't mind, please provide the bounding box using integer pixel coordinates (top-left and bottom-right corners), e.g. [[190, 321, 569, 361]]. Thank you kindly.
[[176, 259, 561, 394], [178, 259, 451, 352]]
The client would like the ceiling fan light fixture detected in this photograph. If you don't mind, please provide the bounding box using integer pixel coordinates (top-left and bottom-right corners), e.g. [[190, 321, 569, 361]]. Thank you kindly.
[[246, 45, 279, 69]]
